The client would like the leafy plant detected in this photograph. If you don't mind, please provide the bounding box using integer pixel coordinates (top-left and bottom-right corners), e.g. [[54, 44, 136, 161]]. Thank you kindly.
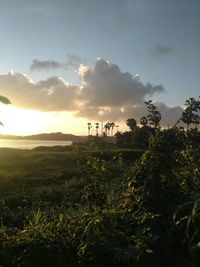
[[0, 95, 11, 126]]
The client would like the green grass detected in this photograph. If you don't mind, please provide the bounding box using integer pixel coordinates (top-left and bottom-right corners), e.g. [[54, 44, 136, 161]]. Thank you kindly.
[[1, 136, 198, 267], [0, 146, 141, 209]]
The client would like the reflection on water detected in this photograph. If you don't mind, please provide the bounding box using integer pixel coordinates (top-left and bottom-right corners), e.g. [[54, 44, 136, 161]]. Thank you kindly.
[[0, 139, 72, 149]]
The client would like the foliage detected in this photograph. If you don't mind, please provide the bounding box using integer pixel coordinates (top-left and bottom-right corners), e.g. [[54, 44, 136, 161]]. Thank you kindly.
[[115, 127, 154, 148], [181, 97, 200, 129], [0, 111, 200, 266], [140, 116, 148, 127], [0, 95, 11, 105], [0, 95, 11, 126], [144, 100, 161, 129], [173, 96, 200, 129], [126, 118, 137, 132]]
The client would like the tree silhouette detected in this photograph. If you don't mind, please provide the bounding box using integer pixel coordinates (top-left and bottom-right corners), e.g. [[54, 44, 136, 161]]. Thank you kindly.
[[145, 100, 161, 129], [182, 97, 199, 129], [110, 122, 115, 137], [126, 118, 137, 132], [173, 97, 200, 129], [104, 122, 111, 136], [95, 122, 100, 136], [140, 116, 148, 127], [87, 123, 92, 136]]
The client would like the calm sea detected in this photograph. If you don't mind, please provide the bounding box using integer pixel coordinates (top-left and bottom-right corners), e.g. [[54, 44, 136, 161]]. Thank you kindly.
[[0, 139, 72, 149]]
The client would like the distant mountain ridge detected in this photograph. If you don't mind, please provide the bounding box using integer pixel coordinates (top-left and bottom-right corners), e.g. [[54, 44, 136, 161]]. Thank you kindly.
[[0, 132, 85, 142]]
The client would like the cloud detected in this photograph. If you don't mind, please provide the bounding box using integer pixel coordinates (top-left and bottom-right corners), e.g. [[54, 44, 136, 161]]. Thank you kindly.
[[30, 59, 64, 71], [30, 53, 85, 71], [150, 43, 174, 56], [66, 53, 85, 68], [75, 100, 183, 127], [78, 58, 165, 107], [0, 71, 79, 111], [75, 59, 182, 125], [154, 102, 183, 127], [0, 58, 183, 126]]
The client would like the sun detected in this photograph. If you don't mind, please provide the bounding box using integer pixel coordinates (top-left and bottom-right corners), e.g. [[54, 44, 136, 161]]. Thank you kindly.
[[0, 106, 49, 135], [0, 105, 89, 136]]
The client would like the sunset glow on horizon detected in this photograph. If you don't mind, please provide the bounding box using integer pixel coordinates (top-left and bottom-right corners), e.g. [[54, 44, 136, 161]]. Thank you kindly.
[[0, 105, 91, 136]]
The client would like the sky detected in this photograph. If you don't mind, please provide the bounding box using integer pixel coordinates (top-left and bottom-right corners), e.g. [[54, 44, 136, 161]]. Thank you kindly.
[[0, 0, 199, 135]]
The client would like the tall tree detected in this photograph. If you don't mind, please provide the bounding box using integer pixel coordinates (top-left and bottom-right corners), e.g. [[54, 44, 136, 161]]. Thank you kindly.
[[181, 97, 200, 129], [173, 97, 200, 129], [87, 123, 92, 136], [95, 122, 100, 136], [126, 118, 137, 132], [110, 122, 115, 137], [104, 122, 111, 136], [145, 100, 161, 129]]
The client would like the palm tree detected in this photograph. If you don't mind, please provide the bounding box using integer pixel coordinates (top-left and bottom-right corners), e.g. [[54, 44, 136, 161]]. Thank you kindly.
[[95, 122, 100, 136], [110, 122, 115, 137], [104, 122, 111, 136], [0, 95, 11, 126], [126, 118, 137, 132], [100, 121, 103, 136], [104, 123, 108, 136], [87, 123, 92, 136]]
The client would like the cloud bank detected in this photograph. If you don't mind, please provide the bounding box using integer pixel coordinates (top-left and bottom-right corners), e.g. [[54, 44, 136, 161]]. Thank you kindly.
[[0, 58, 182, 126]]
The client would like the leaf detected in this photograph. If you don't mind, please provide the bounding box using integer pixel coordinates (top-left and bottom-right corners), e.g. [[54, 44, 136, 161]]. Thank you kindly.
[[0, 95, 11, 104]]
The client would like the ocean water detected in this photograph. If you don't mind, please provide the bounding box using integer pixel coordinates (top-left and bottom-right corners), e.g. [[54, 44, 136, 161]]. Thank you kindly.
[[0, 139, 72, 149]]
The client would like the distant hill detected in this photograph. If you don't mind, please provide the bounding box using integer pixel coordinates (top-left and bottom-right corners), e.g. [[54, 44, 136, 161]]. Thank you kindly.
[[0, 132, 86, 142]]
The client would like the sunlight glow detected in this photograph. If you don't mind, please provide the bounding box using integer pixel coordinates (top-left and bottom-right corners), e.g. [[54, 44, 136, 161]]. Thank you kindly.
[[0, 105, 89, 136]]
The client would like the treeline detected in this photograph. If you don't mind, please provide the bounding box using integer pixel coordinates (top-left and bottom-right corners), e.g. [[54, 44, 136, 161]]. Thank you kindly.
[[116, 97, 200, 148], [87, 97, 200, 148]]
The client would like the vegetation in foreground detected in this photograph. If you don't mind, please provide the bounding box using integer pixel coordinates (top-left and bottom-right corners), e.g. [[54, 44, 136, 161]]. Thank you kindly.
[[0, 96, 200, 266], [0, 127, 199, 267]]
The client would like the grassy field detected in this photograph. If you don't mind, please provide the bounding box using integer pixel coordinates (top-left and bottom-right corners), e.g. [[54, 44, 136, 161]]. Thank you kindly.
[[0, 146, 142, 227], [0, 132, 199, 267], [0, 146, 142, 198]]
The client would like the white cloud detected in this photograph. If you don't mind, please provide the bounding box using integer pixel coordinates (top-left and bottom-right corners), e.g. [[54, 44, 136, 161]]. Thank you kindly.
[[0, 71, 79, 111], [0, 58, 184, 126]]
